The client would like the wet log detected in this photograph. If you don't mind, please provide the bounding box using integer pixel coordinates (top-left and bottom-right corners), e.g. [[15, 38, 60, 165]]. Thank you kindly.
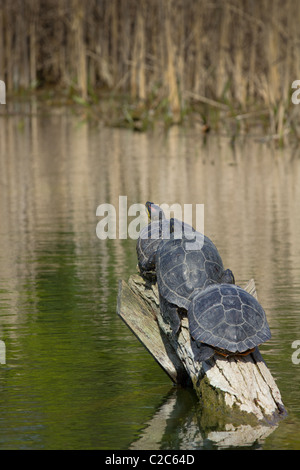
[[117, 273, 287, 425]]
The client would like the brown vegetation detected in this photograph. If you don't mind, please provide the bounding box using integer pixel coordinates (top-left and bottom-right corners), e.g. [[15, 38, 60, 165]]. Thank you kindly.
[[0, 0, 300, 134]]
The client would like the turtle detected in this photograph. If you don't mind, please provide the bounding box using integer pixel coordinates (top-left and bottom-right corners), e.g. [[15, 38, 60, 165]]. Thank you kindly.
[[156, 235, 235, 333], [187, 283, 271, 362], [136, 201, 195, 281]]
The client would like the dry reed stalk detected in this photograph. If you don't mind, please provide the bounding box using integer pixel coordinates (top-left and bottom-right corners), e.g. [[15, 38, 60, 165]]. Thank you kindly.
[[54, 0, 67, 87], [216, 2, 231, 100], [72, 0, 87, 99], [161, 0, 181, 122], [248, 8, 259, 102], [119, 0, 131, 93], [0, 0, 299, 133], [233, 14, 247, 107], [4, 1, 13, 90], [176, 0, 185, 99], [29, 0, 38, 88], [193, 0, 207, 97], [130, 2, 146, 101], [0, 2, 4, 79], [265, 2, 280, 109], [110, 0, 119, 85]]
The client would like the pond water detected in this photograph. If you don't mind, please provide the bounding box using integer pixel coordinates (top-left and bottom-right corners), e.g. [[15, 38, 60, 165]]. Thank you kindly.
[[0, 107, 300, 449]]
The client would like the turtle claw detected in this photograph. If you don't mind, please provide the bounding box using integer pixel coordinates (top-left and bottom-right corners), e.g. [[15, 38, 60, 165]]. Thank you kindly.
[[193, 343, 215, 362]]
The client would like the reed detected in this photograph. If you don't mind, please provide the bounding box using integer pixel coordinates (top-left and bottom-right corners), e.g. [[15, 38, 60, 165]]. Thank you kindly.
[[0, 0, 299, 133]]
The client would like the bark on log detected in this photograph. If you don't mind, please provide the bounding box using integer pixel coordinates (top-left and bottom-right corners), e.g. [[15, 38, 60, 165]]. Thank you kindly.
[[117, 273, 287, 425]]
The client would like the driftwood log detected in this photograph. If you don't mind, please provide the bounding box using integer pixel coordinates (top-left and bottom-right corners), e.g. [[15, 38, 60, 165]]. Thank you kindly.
[[117, 273, 287, 426]]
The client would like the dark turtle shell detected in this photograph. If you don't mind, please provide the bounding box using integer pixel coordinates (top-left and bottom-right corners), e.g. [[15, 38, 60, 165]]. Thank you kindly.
[[156, 235, 234, 311], [137, 217, 196, 281], [188, 284, 271, 359], [137, 218, 173, 280]]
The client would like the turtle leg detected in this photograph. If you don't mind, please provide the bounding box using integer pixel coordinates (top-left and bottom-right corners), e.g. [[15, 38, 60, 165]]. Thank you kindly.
[[159, 294, 181, 334], [192, 342, 215, 362]]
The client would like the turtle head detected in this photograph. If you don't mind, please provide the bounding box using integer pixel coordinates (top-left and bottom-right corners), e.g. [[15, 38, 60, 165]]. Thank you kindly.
[[221, 269, 235, 284], [145, 201, 165, 222]]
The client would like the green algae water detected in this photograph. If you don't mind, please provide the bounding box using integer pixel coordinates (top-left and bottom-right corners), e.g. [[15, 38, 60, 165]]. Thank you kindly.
[[0, 109, 300, 449]]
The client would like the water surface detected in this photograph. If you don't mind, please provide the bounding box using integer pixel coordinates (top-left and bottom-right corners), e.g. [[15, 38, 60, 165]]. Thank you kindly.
[[0, 108, 300, 449]]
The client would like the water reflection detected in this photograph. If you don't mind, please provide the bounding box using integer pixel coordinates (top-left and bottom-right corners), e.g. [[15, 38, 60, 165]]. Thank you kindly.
[[0, 107, 300, 448], [130, 387, 278, 450]]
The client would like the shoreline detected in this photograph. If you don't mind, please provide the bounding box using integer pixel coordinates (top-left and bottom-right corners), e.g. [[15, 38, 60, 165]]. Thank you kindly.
[[0, 87, 299, 145]]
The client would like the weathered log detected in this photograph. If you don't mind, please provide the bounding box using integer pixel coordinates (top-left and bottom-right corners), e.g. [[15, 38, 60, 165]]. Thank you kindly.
[[117, 273, 287, 425], [117, 278, 190, 385]]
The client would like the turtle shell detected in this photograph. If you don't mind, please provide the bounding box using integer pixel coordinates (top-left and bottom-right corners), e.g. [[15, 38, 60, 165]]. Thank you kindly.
[[137, 218, 195, 281], [137, 219, 170, 280], [188, 284, 271, 354], [156, 235, 229, 310]]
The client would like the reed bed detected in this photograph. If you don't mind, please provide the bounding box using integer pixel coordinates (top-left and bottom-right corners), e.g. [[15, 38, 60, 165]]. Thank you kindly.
[[0, 0, 300, 135]]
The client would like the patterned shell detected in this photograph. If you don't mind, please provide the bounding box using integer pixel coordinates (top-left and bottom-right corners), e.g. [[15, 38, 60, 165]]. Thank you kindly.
[[188, 284, 271, 353], [156, 235, 226, 310]]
